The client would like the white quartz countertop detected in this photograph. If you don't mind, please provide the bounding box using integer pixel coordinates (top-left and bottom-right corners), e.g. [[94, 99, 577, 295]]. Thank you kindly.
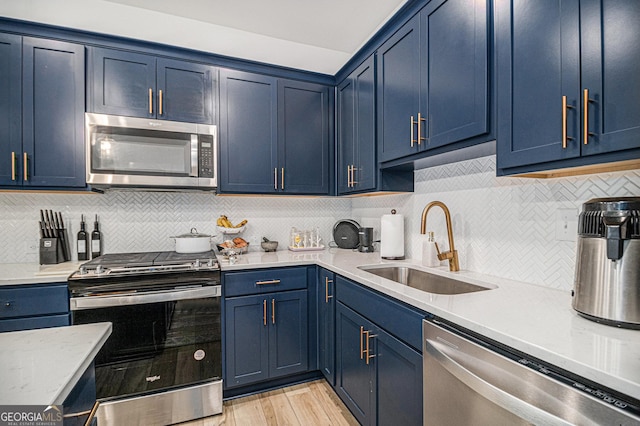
[[0, 262, 81, 286], [221, 248, 640, 401], [0, 322, 112, 405], [1, 249, 638, 401]]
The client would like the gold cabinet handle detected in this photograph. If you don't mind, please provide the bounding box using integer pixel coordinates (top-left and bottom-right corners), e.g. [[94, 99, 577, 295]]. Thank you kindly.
[[352, 165, 357, 186], [271, 298, 275, 324], [256, 279, 281, 285], [583, 89, 595, 145], [10, 152, 16, 181], [360, 326, 365, 360], [410, 116, 417, 147], [281, 168, 284, 190], [325, 277, 333, 303], [418, 112, 426, 145], [274, 168, 278, 190], [159, 89, 163, 115], [347, 165, 352, 187], [562, 95, 574, 149], [364, 330, 377, 365], [23, 152, 28, 181], [149, 88, 153, 114], [263, 299, 267, 325]]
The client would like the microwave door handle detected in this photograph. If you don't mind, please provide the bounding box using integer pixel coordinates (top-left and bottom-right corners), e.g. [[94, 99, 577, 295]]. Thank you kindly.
[[190, 135, 199, 177]]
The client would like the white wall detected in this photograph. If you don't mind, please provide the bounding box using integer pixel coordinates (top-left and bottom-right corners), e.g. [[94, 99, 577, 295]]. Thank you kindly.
[[1, 154, 638, 292], [352, 155, 640, 291]]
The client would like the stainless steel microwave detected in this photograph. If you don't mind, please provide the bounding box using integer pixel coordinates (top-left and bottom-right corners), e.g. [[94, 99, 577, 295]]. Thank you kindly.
[[85, 113, 216, 190]]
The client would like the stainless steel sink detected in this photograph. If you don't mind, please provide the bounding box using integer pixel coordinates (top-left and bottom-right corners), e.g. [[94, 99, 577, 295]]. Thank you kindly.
[[357, 265, 495, 295]]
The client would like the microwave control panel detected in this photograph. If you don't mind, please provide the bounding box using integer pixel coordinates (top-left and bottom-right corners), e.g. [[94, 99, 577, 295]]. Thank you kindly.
[[199, 135, 214, 178]]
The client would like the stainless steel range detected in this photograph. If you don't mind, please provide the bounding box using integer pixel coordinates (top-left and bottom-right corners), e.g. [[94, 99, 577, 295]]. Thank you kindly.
[[68, 251, 222, 426]]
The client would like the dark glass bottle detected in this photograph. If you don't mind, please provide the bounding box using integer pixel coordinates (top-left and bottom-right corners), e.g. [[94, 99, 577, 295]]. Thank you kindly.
[[77, 215, 89, 261], [91, 214, 102, 259]]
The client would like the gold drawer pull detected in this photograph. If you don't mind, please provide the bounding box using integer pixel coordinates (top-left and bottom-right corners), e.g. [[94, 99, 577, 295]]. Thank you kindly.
[[271, 298, 275, 324], [583, 89, 596, 145], [263, 299, 267, 325], [418, 112, 426, 145], [10, 152, 16, 181], [365, 330, 377, 365], [360, 326, 365, 359], [562, 95, 574, 149], [325, 277, 333, 303], [256, 279, 281, 285], [159, 89, 163, 115], [148, 88, 153, 114], [23, 152, 28, 181], [410, 116, 417, 147]]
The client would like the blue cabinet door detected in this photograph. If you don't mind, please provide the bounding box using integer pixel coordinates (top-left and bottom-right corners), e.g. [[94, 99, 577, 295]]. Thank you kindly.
[[354, 56, 376, 192], [22, 38, 85, 188], [420, 0, 489, 150], [278, 80, 330, 194], [0, 33, 21, 187], [496, 0, 582, 170], [339, 56, 377, 195], [156, 58, 215, 124], [88, 47, 156, 118], [377, 15, 422, 163], [580, 0, 640, 157], [269, 290, 308, 378], [219, 69, 278, 193], [317, 268, 335, 384], [375, 328, 422, 426], [337, 75, 355, 194], [335, 302, 375, 426], [224, 294, 270, 388]]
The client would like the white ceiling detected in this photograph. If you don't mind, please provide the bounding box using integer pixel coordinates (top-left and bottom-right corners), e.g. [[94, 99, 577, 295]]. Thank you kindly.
[[0, 0, 408, 74]]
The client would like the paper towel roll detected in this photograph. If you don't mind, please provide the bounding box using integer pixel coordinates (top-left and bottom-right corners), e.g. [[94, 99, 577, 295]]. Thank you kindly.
[[380, 212, 404, 259]]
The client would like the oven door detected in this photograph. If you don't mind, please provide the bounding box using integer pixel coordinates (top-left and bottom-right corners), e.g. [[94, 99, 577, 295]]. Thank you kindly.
[[71, 285, 221, 400]]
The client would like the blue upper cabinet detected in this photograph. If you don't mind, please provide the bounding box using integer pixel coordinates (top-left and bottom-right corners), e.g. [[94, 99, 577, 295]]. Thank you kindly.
[[219, 70, 331, 195], [219, 69, 278, 194], [156, 58, 215, 123], [1, 36, 85, 189], [338, 56, 376, 195], [377, 15, 421, 163], [0, 33, 21, 187], [580, 0, 640, 158], [377, 0, 489, 164], [278, 80, 330, 194], [496, 0, 640, 175], [88, 47, 215, 124], [89, 48, 156, 118]]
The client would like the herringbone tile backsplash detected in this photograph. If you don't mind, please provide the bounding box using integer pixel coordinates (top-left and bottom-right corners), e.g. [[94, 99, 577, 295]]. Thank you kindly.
[[1, 154, 638, 291], [352, 155, 640, 291]]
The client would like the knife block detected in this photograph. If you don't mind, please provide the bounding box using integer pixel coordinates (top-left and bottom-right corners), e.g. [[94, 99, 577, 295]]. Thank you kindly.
[[39, 237, 65, 264]]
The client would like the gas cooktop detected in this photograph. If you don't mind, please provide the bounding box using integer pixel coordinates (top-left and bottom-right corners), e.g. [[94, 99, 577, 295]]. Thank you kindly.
[[69, 251, 219, 280]]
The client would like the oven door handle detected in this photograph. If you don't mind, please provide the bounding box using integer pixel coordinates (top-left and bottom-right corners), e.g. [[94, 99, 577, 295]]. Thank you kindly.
[[70, 285, 221, 310]]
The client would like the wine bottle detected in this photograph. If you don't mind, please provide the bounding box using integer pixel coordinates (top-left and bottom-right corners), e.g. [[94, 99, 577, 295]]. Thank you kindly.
[[77, 215, 89, 261], [91, 214, 102, 259]]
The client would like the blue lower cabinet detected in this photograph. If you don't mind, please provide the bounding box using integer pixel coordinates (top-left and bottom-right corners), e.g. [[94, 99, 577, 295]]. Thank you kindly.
[[63, 362, 97, 426], [335, 276, 424, 425], [317, 268, 335, 385], [335, 303, 375, 425], [0, 283, 70, 332], [224, 290, 308, 388]]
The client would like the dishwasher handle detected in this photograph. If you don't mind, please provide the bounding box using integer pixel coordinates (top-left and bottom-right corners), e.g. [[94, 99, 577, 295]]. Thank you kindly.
[[425, 338, 573, 425]]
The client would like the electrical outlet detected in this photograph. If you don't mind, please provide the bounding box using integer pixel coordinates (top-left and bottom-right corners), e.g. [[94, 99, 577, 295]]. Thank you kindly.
[[249, 235, 259, 245], [555, 208, 578, 242]]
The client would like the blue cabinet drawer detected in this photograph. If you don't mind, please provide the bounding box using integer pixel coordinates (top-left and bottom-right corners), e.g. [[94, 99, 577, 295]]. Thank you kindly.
[[0, 313, 70, 332], [224, 267, 307, 297], [336, 276, 426, 351], [0, 283, 69, 319]]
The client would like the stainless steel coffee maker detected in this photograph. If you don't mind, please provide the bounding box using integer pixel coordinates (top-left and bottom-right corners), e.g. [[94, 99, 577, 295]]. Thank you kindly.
[[572, 197, 640, 328]]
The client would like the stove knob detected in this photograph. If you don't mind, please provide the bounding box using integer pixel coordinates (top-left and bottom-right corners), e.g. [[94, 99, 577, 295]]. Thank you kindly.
[[79, 266, 87, 275], [96, 265, 104, 274], [194, 259, 201, 268], [207, 258, 214, 267]]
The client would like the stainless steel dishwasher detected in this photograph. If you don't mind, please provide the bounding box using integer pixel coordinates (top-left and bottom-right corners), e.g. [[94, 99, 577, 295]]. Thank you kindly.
[[423, 320, 640, 425]]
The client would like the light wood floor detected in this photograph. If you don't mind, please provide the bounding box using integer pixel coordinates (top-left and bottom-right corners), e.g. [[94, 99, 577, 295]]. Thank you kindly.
[[177, 379, 358, 426]]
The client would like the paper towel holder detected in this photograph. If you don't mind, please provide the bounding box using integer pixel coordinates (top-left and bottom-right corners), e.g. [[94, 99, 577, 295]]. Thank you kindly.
[[380, 209, 405, 260]]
